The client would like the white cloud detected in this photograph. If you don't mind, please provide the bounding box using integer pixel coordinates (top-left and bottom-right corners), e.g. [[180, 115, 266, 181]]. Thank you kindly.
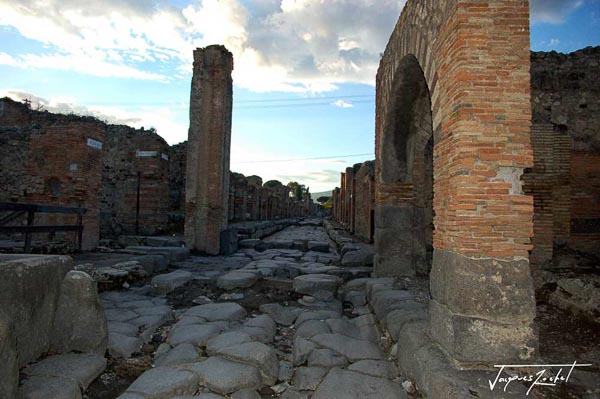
[[0, 0, 407, 92], [331, 99, 353, 108], [530, 0, 584, 24]]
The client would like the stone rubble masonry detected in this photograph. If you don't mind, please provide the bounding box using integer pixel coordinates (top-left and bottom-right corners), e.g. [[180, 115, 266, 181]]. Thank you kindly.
[[185, 45, 234, 255], [529, 47, 600, 260], [101, 125, 171, 237], [0, 101, 105, 250]]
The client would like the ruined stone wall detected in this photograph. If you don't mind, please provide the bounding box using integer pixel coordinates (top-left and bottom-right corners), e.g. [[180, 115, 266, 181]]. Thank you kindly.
[[168, 141, 187, 213], [100, 126, 171, 237], [353, 161, 375, 242], [530, 47, 600, 258], [0, 98, 105, 250]]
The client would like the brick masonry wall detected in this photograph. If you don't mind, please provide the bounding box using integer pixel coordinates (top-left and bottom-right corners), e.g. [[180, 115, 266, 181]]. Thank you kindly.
[[531, 47, 600, 257], [0, 98, 105, 250], [353, 161, 375, 242], [101, 125, 171, 236]]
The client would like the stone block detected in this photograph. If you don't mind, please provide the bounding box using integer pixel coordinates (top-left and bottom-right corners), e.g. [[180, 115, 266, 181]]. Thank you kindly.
[[430, 249, 536, 323], [220, 228, 239, 255], [429, 299, 538, 365], [0, 311, 18, 399], [51, 271, 108, 355], [0, 255, 72, 366]]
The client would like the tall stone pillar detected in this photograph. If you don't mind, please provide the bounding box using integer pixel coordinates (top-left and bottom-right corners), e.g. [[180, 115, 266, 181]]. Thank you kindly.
[[185, 45, 233, 255]]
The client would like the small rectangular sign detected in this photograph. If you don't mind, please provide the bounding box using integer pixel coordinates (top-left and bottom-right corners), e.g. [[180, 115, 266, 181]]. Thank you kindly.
[[161, 153, 169, 161], [87, 138, 103, 149], [137, 150, 158, 157]]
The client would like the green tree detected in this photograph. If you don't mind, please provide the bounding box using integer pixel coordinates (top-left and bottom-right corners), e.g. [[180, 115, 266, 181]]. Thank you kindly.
[[317, 196, 331, 204]]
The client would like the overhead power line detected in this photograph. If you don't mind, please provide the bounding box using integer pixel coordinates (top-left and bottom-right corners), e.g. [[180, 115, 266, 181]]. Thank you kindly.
[[232, 153, 374, 164], [234, 94, 374, 104], [235, 99, 374, 110]]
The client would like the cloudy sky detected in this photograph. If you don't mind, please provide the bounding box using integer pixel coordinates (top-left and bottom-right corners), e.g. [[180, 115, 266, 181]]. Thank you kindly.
[[1, 0, 599, 193]]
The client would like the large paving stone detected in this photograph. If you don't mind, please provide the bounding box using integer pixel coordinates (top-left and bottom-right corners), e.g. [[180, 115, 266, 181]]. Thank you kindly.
[[295, 310, 340, 327], [348, 360, 398, 379], [294, 319, 331, 340], [105, 308, 139, 322], [108, 332, 142, 358], [188, 357, 263, 394], [126, 366, 199, 399], [107, 321, 139, 336], [51, 271, 108, 355], [259, 303, 302, 326], [206, 331, 254, 355], [312, 368, 406, 399], [293, 274, 341, 295], [244, 314, 276, 338], [307, 348, 348, 368], [155, 343, 200, 366], [310, 334, 384, 362], [341, 249, 374, 267], [152, 270, 193, 295], [22, 353, 106, 389], [215, 342, 279, 385], [292, 337, 319, 366], [168, 324, 221, 347], [217, 271, 259, 290], [185, 302, 247, 321], [292, 367, 328, 391], [19, 375, 82, 399], [369, 289, 414, 319], [307, 241, 330, 252]]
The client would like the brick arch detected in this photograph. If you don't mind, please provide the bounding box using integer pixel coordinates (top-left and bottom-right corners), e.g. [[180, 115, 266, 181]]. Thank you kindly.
[[375, 53, 434, 277], [374, 0, 538, 367]]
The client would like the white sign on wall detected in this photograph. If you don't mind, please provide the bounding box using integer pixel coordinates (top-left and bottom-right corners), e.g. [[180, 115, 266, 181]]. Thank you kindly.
[[137, 150, 158, 157], [87, 138, 103, 149], [161, 153, 169, 160]]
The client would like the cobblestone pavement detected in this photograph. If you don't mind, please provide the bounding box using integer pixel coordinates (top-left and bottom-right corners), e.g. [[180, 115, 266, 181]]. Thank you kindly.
[[102, 219, 408, 398]]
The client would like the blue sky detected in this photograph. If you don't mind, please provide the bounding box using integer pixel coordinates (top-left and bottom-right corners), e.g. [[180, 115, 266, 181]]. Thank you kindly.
[[1, 0, 598, 193]]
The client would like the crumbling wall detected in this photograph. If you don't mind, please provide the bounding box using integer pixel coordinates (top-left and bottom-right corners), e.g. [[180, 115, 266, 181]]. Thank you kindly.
[[353, 161, 375, 242], [0, 98, 105, 250], [529, 47, 600, 259], [100, 125, 171, 237]]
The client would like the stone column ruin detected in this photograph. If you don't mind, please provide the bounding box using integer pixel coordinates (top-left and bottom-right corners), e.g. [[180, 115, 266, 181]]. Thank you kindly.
[[185, 45, 233, 255]]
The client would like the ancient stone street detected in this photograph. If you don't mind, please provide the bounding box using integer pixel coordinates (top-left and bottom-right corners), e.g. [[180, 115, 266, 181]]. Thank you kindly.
[[94, 220, 407, 398]]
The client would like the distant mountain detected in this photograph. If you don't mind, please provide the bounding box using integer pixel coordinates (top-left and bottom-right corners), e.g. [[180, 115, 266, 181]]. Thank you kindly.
[[311, 190, 334, 203]]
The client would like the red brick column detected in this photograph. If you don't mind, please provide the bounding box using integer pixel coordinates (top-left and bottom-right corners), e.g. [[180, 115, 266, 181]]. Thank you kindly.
[[185, 45, 233, 254], [375, 0, 537, 366]]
